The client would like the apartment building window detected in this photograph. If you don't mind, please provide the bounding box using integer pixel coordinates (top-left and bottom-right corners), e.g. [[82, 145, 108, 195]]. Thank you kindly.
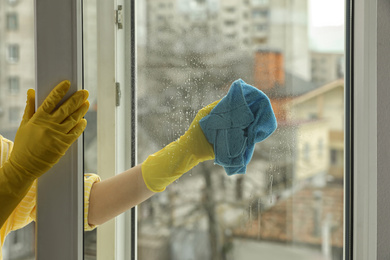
[[252, 0, 269, 5], [318, 138, 323, 157], [330, 149, 339, 165], [8, 76, 20, 94], [225, 33, 236, 39], [252, 9, 268, 18], [8, 44, 20, 63], [304, 143, 310, 161], [225, 7, 235, 13], [224, 20, 235, 26], [8, 107, 21, 123], [253, 37, 266, 44], [337, 57, 345, 78], [309, 113, 318, 120], [157, 15, 165, 21], [7, 0, 18, 5], [254, 23, 267, 32], [6, 13, 18, 31]]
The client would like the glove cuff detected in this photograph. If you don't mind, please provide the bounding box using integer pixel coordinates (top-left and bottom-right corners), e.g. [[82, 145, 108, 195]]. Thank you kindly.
[[8, 153, 49, 180], [141, 140, 202, 193]]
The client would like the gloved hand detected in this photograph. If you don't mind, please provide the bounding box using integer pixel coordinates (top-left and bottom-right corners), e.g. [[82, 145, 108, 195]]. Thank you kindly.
[[0, 80, 89, 227], [142, 100, 219, 192]]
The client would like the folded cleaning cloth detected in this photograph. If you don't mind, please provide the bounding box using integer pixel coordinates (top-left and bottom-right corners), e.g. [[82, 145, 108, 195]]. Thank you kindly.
[[199, 79, 277, 175]]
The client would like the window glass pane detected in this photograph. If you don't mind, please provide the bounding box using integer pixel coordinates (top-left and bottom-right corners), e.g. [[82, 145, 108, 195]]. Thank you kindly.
[[0, 0, 35, 259], [137, 1, 344, 260]]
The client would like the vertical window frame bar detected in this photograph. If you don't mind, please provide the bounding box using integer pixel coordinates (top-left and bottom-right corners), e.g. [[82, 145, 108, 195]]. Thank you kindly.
[[129, 1, 137, 259], [96, 0, 117, 259], [95, 1, 136, 258], [115, 0, 134, 259], [376, 0, 390, 258], [345, 0, 353, 258], [34, 0, 84, 259], [352, 0, 378, 259]]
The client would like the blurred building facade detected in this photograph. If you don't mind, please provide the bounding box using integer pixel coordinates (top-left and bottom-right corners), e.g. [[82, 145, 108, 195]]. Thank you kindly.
[[287, 80, 345, 181], [0, 0, 35, 139], [311, 52, 345, 84], [137, 1, 344, 260], [141, 0, 311, 93]]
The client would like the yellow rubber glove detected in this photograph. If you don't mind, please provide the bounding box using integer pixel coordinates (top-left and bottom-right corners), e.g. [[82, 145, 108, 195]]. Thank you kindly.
[[142, 100, 219, 192], [0, 80, 89, 228]]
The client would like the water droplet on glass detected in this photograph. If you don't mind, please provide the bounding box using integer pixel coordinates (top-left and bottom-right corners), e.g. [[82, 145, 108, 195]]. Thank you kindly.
[[269, 175, 274, 204], [248, 206, 253, 228]]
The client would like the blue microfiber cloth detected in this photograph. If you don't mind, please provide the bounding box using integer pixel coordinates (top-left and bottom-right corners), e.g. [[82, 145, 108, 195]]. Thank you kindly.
[[199, 79, 277, 175]]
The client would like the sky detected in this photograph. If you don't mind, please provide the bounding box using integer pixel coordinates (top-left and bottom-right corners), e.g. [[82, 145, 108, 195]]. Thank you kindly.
[[309, 0, 345, 27], [308, 0, 345, 52]]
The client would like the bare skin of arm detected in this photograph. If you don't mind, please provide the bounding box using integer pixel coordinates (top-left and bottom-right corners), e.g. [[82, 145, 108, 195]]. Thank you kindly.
[[87, 100, 220, 226], [87, 164, 155, 226]]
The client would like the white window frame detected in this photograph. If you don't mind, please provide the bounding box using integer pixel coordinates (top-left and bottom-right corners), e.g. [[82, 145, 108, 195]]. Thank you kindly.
[[95, 1, 136, 259], [350, 0, 390, 259], [34, 0, 136, 259], [376, 0, 390, 258]]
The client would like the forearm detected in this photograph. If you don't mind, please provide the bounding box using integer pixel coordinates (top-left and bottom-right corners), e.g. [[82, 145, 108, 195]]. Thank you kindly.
[[88, 100, 219, 226], [0, 161, 35, 228], [87, 164, 155, 226]]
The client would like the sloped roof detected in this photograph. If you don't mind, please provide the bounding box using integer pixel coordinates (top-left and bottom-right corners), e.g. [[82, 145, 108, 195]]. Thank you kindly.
[[265, 72, 322, 99], [290, 79, 344, 106], [233, 185, 344, 248]]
